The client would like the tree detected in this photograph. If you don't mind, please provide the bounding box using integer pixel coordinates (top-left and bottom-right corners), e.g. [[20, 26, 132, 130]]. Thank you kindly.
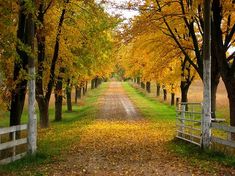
[[211, 0, 235, 129], [10, 0, 36, 126], [36, 0, 69, 128]]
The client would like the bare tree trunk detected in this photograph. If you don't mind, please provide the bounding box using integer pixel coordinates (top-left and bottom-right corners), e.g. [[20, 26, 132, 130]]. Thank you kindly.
[[75, 86, 78, 104], [146, 81, 151, 93], [66, 79, 72, 112], [221, 79, 235, 140], [55, 89, 63, 121], [171, 93, 175, 106], [83, 86, 86, 96], [85, 81, 88, 93], [141, 82, 145, 89], [37, 99, 49, 128], [54, 68, 64, 121], [91, 79, 95, 89], [211, 77, 219, 119], [156, 83, 160, 97], [163, 89, 167, 101], [180, 81, 190, 103], [137, 77, 140, 85], [94, 77, 99, 88], [78, 86, 82, 99]]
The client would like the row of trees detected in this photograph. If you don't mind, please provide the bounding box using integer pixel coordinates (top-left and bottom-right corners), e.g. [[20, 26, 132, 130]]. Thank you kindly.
[[0, 0, 118, 128], [118, 0, 235, 125]]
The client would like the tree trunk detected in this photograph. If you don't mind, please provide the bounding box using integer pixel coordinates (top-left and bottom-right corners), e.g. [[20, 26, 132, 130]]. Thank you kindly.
[[85, 81, 88, 93], [211, 77, 219, 119], [146, 81, 151, 93], [10, 84, 27, 126], [141, 82, 145, 89], [91, 79, 95, 89], [54, 69, 64, 121], [94, 77, 98, 88], [176, 97, 180, 107], [137, 77, 140, 85], [78, 87, 82, 99], [222, 79, 235, 139], [36, 0, 69, 128], [83, 86, 86, 96], [163, 89, 167, 101], [156, 83, 160, 97], [180, 81, 190, 103], [66, 79, 72, 112], [171, 93, 175, 106], [37, 99, 49, 128], [10, 1, 29, 126], [55, 91, 63, 121], [229, 97, 235, 140], [75, 86, 78, 104]]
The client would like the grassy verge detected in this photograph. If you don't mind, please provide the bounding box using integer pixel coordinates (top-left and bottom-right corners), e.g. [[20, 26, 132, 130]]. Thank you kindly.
[[122, 82, 175, 121], [123, 82, 235, 170], [0, 83, 107, 173], [169, 139, 235, 168]]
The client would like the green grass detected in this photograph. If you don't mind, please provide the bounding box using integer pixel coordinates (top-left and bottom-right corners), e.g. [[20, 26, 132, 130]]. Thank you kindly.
[[122, 82, 176, 121], [0, 83, 107, 173], [169, 139, 235, 168]]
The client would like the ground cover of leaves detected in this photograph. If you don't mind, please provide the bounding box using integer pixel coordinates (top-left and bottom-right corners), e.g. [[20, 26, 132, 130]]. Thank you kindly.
[[28, 120, 234, 176], [2, 82, 235, 176]]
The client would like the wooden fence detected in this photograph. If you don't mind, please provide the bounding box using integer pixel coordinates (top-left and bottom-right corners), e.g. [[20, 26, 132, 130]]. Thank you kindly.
[[176, 102, 235, 151], [211, 123, 235, 148], [176, 102, 202, 146], [0, 124, 28, 164]]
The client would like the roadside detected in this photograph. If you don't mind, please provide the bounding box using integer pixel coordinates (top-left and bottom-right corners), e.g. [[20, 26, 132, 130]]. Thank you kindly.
[[1, 81, 235, 175], [123, 82, 235, 175], [0, 83, 107, 175]]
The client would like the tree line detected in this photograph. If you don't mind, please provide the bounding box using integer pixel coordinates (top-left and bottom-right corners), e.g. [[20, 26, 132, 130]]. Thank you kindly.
[[118, 0, 235, 126], [0, 0, 118, 128]]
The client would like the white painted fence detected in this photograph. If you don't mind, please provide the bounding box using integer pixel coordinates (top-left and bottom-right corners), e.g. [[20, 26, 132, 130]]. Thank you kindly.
[[211, 123, 235, 148], [0, 124, 28, 164], [176, 102, 202, 146], [176, 102, 235, 151]]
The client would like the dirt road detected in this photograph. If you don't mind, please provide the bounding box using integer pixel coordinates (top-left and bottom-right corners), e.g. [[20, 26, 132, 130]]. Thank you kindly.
[[18, 81, 234, 176], [98, 82, 142, 120]]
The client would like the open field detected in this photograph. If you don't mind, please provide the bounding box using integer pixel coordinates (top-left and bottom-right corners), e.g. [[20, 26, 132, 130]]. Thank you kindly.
[[144, 79, 229, 121]]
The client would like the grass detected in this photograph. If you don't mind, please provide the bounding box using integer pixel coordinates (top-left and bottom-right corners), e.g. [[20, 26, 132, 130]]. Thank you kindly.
[[169, 139, 235, 168], [123, 81, 235, 170], [0, 83, 107, 173], [122, 82, 176, 121]]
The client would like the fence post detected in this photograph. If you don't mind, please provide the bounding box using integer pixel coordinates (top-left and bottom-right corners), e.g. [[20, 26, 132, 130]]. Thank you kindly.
[[28, 63, 37, 155], [180, 104, 186, 137], [202, 0, 212, 149], [28, 115, 37, 154]]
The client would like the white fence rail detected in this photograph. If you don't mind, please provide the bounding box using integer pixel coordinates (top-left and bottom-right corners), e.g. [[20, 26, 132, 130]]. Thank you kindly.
[[176, 102, 202, 147], [176, 102, 235, 151], [211, 123, 235, 148], [0, 124, 28, 164]]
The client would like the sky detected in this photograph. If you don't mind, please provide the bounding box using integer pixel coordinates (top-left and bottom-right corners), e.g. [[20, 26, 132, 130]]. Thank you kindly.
[[99, 0, 140, 22]]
